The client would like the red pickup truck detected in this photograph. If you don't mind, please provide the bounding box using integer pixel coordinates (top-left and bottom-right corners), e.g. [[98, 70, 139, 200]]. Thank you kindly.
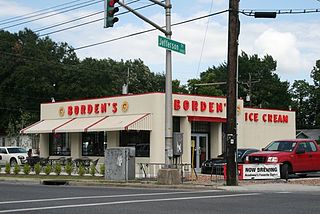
[[245, 139, 320, 179]]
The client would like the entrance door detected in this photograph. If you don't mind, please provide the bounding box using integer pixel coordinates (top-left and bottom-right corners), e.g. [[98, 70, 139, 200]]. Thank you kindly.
[[191, 134, 208, 172]]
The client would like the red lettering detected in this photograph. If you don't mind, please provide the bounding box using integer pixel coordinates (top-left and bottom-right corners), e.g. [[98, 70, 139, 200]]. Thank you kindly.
[[87, 104, 93, 114], [268, 114, 272, 122], [274, 114, 278, 123], [200, 101, 206, 112], [183, 100, 189, 111], [112, 103, 117, 113], [174, 99, 180, 110], [254, 113, 258, 122], [283, 115, 288, 123], [209, 102, 214, 112], [81, 105, 86, 115], [245, 112, 248, 121], [262, 114, 267, 122], [278, 114, 283, 123], [100, 103, 106, 113], [74, 106, 79, 115], [94, 104, 99, 114], [192, 101, 198, 111], [249, 113, 254, 121], [68, 106, 73, 116], [216, 103, 223, 113]]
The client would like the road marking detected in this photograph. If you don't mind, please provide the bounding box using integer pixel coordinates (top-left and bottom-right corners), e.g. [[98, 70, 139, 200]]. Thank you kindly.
[[275, 192, 292, 194], [0, 193, 260, 213], [0, 190, 219, 205]]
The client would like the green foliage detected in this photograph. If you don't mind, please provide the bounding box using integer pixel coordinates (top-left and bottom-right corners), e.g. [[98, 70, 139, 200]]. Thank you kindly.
[[44, 165, 52, 175], [13, 164, 20, 175], [99, 164, 105, 176], [34, 163, 41, 175], [23, 164, 31, 175], [5, 163, 10, 174], [65, 162, 73, 176], [78, 165, 85, 176], [54, 164, 62, 175], [89, 164, 96, 176]]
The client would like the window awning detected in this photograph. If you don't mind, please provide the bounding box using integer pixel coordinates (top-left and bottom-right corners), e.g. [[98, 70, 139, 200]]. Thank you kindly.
[[86, 113, 152, 132], [20, 118, 74, 134], [20, 113, 152, 134]]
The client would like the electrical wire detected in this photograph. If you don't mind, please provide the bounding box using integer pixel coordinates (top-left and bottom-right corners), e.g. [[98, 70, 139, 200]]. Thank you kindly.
[[34, 0, 141, 33], [196, 0, 214, 77], [0, 0, 103, 30], [73, 9, 229, 50], [0, 0, 82, 24]]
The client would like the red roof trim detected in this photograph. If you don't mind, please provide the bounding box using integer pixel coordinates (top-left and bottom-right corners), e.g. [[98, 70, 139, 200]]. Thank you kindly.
[[188, 116, 226, 123]]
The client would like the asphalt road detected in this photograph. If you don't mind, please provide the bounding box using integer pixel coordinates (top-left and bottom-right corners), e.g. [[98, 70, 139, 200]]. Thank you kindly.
[[0, 182, 320, 214]]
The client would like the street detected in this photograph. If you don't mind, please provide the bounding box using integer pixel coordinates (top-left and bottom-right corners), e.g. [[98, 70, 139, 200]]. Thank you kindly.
[[0, 182, 320, 213]]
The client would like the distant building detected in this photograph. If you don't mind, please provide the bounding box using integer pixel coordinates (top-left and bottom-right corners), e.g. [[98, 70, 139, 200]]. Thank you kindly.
[[296, 129, 320, 144]]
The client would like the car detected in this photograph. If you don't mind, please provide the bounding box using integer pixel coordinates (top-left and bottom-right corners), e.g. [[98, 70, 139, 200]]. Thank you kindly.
[[245, 139, 320, 179], [0, 147, 28, 166], [201, 148, 259, 174]]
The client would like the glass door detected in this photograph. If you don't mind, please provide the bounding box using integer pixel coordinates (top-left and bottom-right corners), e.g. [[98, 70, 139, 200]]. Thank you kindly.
[[191, 134, 208, 172]]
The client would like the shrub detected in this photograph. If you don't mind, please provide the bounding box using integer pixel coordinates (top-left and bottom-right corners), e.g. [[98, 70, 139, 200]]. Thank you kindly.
[[44, 165, 52, 175], [100, 164, 105, 176], [54, 164, 62, 175], [34, 163, 41, 175], [65, 162, 73, 176], [89, 164, 96, 176], [23, 164, 31, 175], [13, 164, 20, 175], [78, 165, 85, 176], [5, 162, 10, 174]]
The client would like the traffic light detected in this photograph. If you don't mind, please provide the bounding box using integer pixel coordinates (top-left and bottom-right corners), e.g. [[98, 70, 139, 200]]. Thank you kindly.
[[105, 0, 119, 28]]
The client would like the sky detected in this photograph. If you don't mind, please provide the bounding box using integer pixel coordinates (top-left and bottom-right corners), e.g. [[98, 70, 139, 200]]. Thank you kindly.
[[0, 0, 319, 85]]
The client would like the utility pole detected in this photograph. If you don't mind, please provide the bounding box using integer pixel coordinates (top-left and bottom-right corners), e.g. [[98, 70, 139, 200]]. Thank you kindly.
[[226, 0, 239, 186]]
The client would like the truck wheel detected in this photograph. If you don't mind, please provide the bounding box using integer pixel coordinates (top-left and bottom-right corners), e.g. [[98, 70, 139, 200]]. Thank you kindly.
[[10, 158, 17, 167], [280, 163, 289, 179]]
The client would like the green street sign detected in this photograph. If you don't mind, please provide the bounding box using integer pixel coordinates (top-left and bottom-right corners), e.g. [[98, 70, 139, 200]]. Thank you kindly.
[[158, 35, 186, 55]]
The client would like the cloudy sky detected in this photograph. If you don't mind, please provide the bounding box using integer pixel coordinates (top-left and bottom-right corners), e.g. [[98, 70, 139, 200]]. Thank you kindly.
[[0, 0, 319, 85]]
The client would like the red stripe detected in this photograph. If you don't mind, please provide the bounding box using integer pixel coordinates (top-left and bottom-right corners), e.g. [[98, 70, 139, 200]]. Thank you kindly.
[[188, 116, 226, 123], [124, 113, 150, 130], [52, 118, 76, 133], [84, 116, 109, 132], [20, 120, 44, 134]]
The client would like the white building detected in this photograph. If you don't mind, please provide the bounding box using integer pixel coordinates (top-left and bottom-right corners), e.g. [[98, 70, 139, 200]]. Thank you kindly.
[[20, 93, 295, 172]]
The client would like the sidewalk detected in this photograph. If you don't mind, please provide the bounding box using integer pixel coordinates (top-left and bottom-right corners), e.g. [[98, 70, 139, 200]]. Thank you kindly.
[[1, 173, 320, 192]]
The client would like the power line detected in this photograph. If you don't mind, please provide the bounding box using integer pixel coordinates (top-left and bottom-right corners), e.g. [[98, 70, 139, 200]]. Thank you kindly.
[[0, 0, 103, 30], [35, 0, 141, 33], [73, 9, 229, 50], [0, 0, 82, 24]]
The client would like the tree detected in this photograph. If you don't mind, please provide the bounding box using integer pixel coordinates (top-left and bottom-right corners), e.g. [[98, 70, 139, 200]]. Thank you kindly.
[[192, 52, 291, 109]]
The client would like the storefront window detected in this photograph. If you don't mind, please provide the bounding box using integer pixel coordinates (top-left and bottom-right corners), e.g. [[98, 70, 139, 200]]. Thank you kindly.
[[120, 131, 150, 157], [49, 133, 71, 156], [82, 132, 105, 156]]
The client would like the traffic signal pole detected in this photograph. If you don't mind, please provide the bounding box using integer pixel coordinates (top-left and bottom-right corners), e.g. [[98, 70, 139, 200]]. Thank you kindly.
[[116, 0, 173, 167], [226, 0, 239, 186]]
